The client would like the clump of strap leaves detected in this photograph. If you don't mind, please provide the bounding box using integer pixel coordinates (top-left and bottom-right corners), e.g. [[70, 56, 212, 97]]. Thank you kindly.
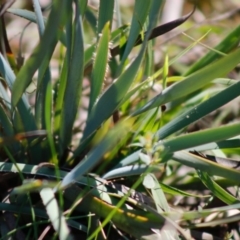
[[0, 0, 240, 239]]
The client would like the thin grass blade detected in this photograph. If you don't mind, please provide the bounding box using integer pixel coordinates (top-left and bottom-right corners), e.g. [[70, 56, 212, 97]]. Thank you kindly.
[[171, 151, 240, 182], [156, 80, 240, 140], [133, 47, 240, 116], [11, 0, 70, 107], [190, 139, 240, 152], [33, 0, 52, 129], [7, 8, 67, 46], [97, 0, 114, 34], [197, 170, 239, 205], [59, 1, 84, 150], [89, 22, 110, 110], [32, 0, 45, 35], [161, 122, 240, 153], [160, 182, 210, 198], [40, 188, 72, 240], [185, 25, 240, 76], [102, 164, 161, 180], [112, 150, 142, 169], [0, 54, 37, 136], [54, 2, 73, 135], [119, 0, 151, 66], [143, 173, 169, 212], [7, 8, 46, 23]]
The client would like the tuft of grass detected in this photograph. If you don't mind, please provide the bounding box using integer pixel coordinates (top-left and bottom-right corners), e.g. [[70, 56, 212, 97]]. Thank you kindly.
[[0, 1, 240, 239]]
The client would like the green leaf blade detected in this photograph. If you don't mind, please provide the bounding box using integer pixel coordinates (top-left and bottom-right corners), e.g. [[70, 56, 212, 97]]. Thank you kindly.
[[133, 47, 240, 116], [156, 80, 240, 140], [11, 0, 70, 107], [198, 171, 239, 205], [172, 151, 240, 182], [89, 22, 110, 110], [97, 0, 114, 34], [40, 188, 73, 240], [185, 25, 240, 76], [162, 122, 240, 153], [119, 0, 151, 65], [59, 2, 84, 149]]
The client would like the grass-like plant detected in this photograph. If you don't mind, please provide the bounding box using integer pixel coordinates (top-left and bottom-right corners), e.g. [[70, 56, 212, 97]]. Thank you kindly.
[[0, 0, 240, 239]]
